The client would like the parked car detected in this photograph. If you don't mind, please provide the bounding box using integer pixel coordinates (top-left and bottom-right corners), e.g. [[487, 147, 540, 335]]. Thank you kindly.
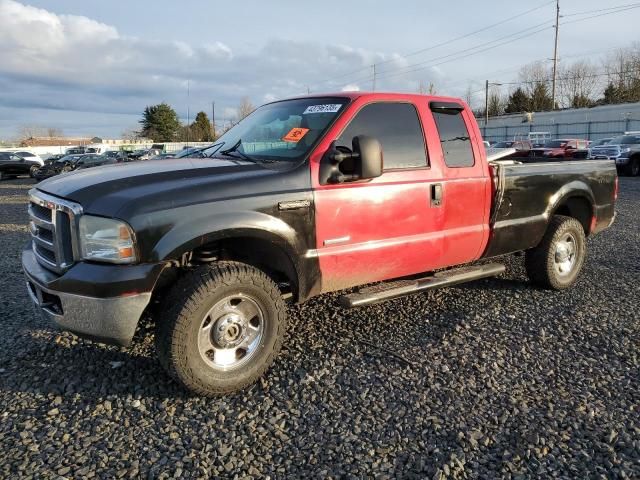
[[75, 154, 118, 170], [0, 152, 35, 179], [589, 133, 640, 176], [22, 92, 617, 396], [33, 154, 92, 181], [492, 140, 532, 158], [128, 148, 162, 161], [104, 150, 130, 162], [529, 139, 589, 159], [150, 153, 176, 160], [15, 150, 44, 168]]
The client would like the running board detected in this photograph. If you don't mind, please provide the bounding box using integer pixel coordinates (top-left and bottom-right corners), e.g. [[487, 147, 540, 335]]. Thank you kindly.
[[338, 263, 506, 308]]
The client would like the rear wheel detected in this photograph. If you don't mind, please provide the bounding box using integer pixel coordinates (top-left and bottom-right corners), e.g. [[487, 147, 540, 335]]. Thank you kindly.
[[525, 215, 586, 290], [29, 165, 39, 178], [625, 157, 640, 176], [155, 261, 288, 396]]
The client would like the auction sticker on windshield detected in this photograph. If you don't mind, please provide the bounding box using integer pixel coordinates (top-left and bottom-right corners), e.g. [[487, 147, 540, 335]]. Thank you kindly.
[[303, 104, 342, 114], [282, 127, 310, 142]]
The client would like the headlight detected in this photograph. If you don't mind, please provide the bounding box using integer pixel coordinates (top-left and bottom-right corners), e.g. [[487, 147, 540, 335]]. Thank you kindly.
[[620, 147, 631, 153], [78, 215, 137, 264]]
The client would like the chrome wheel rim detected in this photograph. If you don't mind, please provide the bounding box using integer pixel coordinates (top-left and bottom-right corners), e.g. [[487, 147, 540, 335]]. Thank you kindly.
[[554, 233, 577, 276], [198, 293, 264, 370]]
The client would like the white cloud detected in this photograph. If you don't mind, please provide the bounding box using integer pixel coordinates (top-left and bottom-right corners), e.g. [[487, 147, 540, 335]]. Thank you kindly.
[[0, 0, 443, 138], [341, 84, 361, 92]]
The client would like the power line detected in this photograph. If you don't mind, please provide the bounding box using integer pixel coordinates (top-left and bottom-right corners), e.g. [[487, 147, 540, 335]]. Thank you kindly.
[[560, 4, 640, 25], [561, 2, 640, 17], [376, 0, 555, 66], [375, 25, 553, 82], [308, 0, 554, 89]]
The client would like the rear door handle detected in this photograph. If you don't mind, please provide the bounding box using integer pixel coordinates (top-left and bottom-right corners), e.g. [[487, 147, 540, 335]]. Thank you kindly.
[[431, 183, 442, 207]]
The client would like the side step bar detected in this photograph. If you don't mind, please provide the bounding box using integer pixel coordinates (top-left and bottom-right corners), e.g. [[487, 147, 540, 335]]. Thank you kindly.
[[338, 263, 506, 308]]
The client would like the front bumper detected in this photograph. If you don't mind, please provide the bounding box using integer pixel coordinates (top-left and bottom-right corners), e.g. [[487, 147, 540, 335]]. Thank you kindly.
[[22, 244, 157, 346]]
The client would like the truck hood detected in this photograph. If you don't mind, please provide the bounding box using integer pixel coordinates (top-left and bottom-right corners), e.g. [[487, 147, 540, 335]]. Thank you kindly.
[[36, 158, 272, 218]]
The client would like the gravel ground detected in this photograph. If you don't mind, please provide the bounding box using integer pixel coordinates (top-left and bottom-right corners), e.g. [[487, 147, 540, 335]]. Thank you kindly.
[[0, 177, 638, 479]]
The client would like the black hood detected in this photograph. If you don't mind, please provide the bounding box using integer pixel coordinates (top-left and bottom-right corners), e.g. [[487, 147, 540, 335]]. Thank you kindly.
[[36, 158, 274, 218]]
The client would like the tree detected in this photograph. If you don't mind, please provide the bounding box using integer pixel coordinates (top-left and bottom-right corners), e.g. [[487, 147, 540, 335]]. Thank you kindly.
[[191, 112, 214, 142], [558, 60, 597, 108], [529, 83, 553, 112], [487, 88, 505, 117], [518, 61, 553, 111], [504, 87, 530, 114], [46, 127, 63, 138], [236, 97, 255, 122], [139, 103, 181, 141]]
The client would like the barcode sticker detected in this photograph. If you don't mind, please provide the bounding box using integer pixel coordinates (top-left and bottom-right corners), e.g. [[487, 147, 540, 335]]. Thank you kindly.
[[303, 104, 342, 114]]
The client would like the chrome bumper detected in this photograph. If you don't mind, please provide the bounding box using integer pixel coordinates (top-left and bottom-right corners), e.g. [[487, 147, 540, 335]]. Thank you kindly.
[[23, 263, 151, 347]]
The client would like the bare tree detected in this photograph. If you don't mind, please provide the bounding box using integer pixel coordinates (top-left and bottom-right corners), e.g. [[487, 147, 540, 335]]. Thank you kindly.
[[558, 60, 597, 108], [17, 125, 46, 140], [121, 128, 140, 141], [46, 127, 63, 138], [463, 84, 474, 108], [236, 97, 255, 122], [518, 61, 553, 111], [601, 43, 640, 104], [487, 86, 506, 117]]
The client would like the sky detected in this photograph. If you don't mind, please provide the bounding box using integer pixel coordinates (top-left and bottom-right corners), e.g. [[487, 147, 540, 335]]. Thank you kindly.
[[0, 0, 638, 140]]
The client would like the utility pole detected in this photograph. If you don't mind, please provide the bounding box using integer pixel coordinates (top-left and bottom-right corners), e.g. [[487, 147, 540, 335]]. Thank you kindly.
[[551, 0, 560, 110], [211, 101, 215, 139], [485, 80, 489, 126], [186, 79, 190, 145], [306, 85, 311, 95], [372, 64, 377, 92]]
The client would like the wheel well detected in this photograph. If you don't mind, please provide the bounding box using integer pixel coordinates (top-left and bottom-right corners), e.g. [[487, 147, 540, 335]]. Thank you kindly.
[[553, 196, 592, 235], [188, 237, 299, 301]]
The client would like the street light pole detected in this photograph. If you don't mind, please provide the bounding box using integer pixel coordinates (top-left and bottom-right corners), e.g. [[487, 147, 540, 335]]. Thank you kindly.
[[551, 0, 560, 110], [485, 80, 489, 126]]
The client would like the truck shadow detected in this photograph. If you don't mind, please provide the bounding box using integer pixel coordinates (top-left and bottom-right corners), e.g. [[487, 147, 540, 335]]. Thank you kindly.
[[2, 275, 529, 403]]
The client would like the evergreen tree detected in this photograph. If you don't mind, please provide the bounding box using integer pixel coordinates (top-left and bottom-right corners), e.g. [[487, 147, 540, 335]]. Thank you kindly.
[[139, 103, 181, 141], [504, 87, 530, 113]]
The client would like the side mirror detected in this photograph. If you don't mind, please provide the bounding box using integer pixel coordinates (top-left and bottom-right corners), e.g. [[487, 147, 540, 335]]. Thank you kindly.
[[320, 135, 383, 184]]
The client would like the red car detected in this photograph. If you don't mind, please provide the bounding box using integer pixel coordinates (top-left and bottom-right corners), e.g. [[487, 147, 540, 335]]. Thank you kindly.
[[530, 139, 589, 159]]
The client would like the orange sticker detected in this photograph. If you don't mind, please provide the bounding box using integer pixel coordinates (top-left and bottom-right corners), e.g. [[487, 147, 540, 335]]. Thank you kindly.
[[282, 127, 309, 142]]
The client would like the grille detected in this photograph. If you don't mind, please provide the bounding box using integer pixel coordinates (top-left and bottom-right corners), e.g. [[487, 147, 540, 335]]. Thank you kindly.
[[592, 147, 620, 157], [28, 190, 82, 274]]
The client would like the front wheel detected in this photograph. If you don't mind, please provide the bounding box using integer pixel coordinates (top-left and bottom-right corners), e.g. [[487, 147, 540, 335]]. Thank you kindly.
[[29, 165, 39, 178], [525, 215, 586, 290], [155, 261, 288, 396]]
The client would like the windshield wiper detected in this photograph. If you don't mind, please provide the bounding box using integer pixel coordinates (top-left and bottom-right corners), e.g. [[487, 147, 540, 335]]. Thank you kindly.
[[219, 139, 260, 163]]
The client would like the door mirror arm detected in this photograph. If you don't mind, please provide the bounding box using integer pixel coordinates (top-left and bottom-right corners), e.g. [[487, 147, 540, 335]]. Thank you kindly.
[[319, 136, 383, 185]]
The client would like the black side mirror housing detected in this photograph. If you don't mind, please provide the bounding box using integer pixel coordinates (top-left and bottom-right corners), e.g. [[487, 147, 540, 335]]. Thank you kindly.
[[320, 135, 383, 184]]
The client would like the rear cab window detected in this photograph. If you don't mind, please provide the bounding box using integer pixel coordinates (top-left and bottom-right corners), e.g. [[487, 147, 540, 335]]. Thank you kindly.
[[430, 103, 475, 168], [337, 102, 428, 169]]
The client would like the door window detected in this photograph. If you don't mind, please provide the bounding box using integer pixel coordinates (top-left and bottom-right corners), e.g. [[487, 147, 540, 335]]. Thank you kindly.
[[337, 103, 427, 169], [432, 109, 475, 168]]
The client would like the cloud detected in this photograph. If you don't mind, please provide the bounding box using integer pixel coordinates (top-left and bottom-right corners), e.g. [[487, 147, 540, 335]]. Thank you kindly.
[[0, 0, 443, 138], [341, 84, 361, 92]]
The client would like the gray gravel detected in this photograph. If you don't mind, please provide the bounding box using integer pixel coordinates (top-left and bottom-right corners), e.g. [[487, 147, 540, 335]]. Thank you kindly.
[[0, 176, 639, 479]]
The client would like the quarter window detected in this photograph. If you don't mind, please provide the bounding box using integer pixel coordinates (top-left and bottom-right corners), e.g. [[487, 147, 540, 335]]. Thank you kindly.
[[337, 103, 427, 169], [432, 109, 475, 168]]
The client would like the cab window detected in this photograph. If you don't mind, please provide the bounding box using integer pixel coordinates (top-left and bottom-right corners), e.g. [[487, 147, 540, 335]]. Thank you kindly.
[[337, 102, 428, 169]]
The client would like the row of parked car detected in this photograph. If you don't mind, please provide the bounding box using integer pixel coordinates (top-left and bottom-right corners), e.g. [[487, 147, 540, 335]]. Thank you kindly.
[[0, 145, 203, 182], [489, 133, 640, 176]]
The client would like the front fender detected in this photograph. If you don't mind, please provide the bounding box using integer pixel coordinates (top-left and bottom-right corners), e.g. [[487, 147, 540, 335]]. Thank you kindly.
[[151, 210, 304, 262]]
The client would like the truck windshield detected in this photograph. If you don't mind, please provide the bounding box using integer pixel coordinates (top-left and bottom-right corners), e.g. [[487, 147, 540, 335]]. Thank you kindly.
[[210, 97, 349, 167], [610, 135, 640, 145]]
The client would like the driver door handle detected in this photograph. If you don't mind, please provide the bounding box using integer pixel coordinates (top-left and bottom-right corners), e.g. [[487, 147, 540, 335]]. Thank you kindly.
[[431, 183, 442, 207]]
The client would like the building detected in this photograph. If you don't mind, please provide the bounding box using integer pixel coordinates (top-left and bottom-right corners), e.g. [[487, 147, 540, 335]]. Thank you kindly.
[[479, 101, 640, 142]]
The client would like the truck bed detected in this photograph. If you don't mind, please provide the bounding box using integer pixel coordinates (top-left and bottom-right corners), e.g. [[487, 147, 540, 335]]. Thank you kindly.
[[483, 159, 617, 258]]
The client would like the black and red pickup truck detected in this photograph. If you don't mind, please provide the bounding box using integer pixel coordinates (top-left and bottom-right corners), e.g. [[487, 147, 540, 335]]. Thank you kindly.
[[22, 92, 617, 395]]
